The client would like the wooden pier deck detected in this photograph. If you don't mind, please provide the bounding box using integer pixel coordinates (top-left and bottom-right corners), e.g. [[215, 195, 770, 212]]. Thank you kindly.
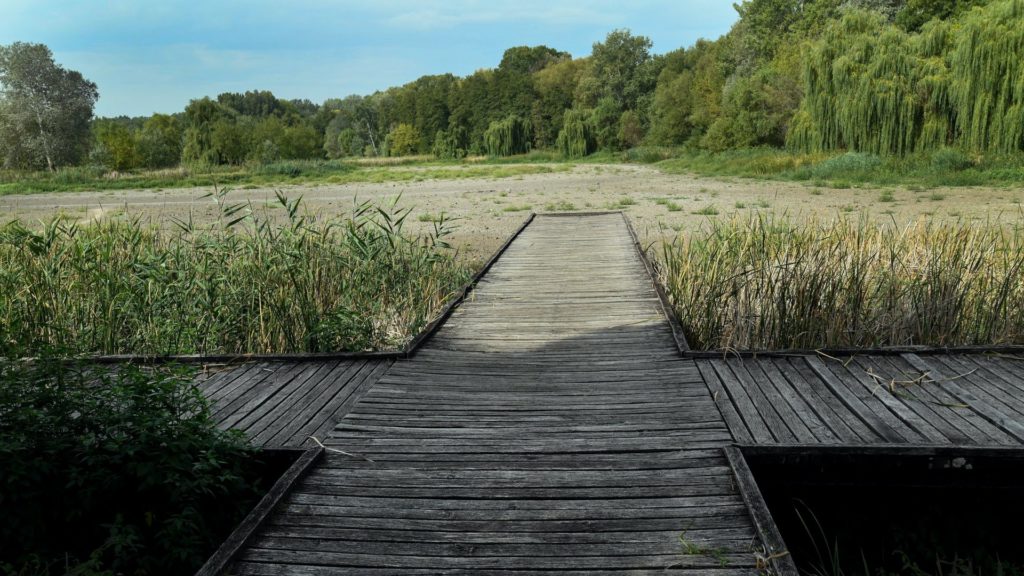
[[199, 212, 1024, 574], [213, 213, 765, 575]]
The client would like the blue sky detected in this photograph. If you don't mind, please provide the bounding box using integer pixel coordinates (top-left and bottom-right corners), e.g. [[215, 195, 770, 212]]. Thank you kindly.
[[0, 1, 739, 118]]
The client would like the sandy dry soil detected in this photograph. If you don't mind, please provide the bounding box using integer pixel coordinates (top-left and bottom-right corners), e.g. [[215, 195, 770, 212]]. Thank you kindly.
[[2, 164, 1022, 263]]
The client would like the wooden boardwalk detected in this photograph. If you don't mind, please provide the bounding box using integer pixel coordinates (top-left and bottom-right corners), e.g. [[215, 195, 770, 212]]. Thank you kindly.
[[700, 353, 1024, 446], [200, 212, 1024, 574], [222, 214, 764, 575]]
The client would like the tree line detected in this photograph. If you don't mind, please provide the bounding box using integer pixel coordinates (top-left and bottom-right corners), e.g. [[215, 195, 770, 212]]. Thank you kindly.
[[1, 0, 1021, 172]]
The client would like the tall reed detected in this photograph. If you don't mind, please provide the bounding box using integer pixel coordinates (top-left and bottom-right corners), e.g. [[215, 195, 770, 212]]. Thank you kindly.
[[660, 214, 1024, 350], [0, 190, 470, 356]]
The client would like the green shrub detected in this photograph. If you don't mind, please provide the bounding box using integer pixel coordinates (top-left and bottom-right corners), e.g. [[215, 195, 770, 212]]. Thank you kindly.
[[0, 357, 262, 574], [931, 148, 974, 172], [811, 152, 883, 177], [622, 146, 676, 163]]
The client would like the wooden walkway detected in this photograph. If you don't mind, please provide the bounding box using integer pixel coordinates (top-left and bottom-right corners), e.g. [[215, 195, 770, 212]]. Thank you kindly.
[[700, 353, 1024, 446], [221, 214, 764, 575], [200, 212, 1024, 574]]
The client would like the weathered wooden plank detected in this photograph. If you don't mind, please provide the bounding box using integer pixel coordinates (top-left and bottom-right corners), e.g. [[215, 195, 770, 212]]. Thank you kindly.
[[252, 526, 757, 544], [937, 355, 1024, 419], [849, 356, 951, 444], [905, 353, 1023, 444], [743, 359, 818, 443], [293, 360, 394, 446], [803, 356, 907, 443], [706, 359, 775, 443]]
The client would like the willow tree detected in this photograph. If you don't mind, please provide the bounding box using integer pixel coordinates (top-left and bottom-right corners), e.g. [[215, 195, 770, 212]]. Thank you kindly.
[[948, 0, 1024, 152], [483, 116, 531, 157], [789, 0, 1024, 155], [556, 109, 595, 158], [787, 10, 950, 155]]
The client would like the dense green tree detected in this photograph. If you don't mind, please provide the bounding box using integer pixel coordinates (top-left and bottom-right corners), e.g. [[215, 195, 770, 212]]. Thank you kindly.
[[137, 114, 183, 168], [181, 97, 233, 165], [447, 69, 497, 154], [217, 90, 286, 118], [210, 119, 248, 164], [577, 30, 655, 112], [532, 58, 587, 147], [433, 126, 468, 159], [278, 123, 321, 159], [895, 0, 986, 30], [589, 97, 624, 151], [386, 123, 420, 156], [323, 116, 351, 158], [0, 42, 98, 170], [92, 120, 138, 170]]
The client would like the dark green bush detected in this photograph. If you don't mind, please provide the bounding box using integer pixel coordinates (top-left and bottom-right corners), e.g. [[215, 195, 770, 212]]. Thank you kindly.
[[0, 357, 263, 575], [931, 147, 974, 172]]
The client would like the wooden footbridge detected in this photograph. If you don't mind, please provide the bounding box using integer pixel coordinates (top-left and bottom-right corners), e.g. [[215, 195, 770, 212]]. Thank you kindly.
[[196, 213, 1024, 575]]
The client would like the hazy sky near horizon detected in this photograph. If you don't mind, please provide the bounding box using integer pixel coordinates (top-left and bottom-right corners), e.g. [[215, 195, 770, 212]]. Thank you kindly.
[[1, 1, 739, 118]]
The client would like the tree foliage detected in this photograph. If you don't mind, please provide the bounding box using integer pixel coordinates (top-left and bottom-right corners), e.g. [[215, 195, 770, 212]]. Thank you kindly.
[[556, 109, 596, 158], [12, 3, 1024, 173], [789, 0, 1024, 155], [386, 123, 421, 156], [0, 42, 98, 170], [484, 116, 532, 156]]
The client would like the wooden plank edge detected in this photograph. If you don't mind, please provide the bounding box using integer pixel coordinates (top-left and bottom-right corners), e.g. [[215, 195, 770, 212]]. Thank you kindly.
[[684, 345, 1024, 359], [404, 213, 536, 357], [736, 443, 1024, 458], [195, 446, 323, 576], [83, 350, 400, 366], [723, 446, 799, 576], [620, 212, 691, 354], [538, 210, 625, 217]]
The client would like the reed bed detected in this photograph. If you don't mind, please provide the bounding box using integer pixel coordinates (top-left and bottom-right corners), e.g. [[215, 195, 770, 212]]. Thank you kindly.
[[660, 215, 1024, 351], [0, 191, 470, 356]]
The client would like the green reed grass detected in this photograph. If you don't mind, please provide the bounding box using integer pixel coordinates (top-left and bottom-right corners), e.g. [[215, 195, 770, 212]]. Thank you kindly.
[[0, 190, 470, 356], [660, 214, 1024, 350]]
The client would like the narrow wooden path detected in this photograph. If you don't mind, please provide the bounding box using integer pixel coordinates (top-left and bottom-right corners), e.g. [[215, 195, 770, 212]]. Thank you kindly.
[[225, 214, 763, 574]]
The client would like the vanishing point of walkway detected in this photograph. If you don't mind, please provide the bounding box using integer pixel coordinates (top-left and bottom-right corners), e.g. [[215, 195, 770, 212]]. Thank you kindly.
[[215, 213, 764, 574]]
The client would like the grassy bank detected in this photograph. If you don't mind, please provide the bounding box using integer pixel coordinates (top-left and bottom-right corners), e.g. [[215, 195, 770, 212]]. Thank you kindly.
[[0, 160, 571, 195], [655, 148, 1024, 189], [660, 214, 1024, 351], [0, 192, 470, 356]]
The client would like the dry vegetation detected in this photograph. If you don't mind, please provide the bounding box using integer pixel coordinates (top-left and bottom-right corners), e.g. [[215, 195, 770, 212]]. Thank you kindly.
[[662, 214, 1024, 350]]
